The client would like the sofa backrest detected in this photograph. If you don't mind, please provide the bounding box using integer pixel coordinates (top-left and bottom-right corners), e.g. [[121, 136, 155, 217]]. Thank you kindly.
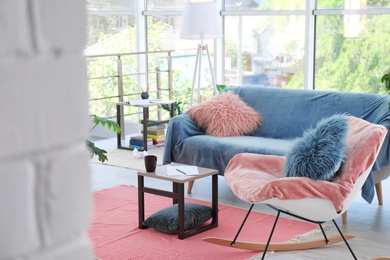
[[227, 86, 390, 140]]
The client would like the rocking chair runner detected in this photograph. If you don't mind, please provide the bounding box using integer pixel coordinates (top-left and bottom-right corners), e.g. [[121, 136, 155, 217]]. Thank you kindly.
[[203, 116, 387, 259]]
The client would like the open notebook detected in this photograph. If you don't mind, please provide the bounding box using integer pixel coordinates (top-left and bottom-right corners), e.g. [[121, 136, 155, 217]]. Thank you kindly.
[[166, 165, 199, 176]]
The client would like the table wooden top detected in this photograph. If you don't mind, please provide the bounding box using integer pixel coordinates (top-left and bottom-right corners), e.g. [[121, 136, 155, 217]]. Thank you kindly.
[[137, 163, 218, 184], [118, 99, 174, 107]]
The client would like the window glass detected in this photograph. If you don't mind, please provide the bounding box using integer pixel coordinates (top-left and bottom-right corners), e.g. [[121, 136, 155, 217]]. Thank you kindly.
[[317, 0, 390, 9], [86, 0, 138, 119], [86, 0, 136, 51], [315, 14, 390, 93], [147, 15, 217, 106], [224, 15, 305, 88], [146, 0, 185, 11], [224, 0, 305, 11], [87, 0, 135, 10]]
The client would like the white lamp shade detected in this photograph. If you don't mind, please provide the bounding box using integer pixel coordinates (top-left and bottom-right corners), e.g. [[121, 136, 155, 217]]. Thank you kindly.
[[180, 2, 222, 40]]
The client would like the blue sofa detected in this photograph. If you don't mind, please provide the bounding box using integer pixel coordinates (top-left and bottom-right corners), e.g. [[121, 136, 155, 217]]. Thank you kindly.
[[163, 86, 390, 204]]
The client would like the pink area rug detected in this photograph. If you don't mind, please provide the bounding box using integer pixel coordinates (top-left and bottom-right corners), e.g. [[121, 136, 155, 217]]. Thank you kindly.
[[89, 185, 317, 260]]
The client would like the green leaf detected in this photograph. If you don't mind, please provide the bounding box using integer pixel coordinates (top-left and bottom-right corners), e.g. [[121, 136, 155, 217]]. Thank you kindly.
[[88, 115, 121, 163], [381, 73, 389, 84], [162, 102, 183, 115], [87, 140, 108, 163], [91, 114, 121, 133], [216, 84, 227, 92]]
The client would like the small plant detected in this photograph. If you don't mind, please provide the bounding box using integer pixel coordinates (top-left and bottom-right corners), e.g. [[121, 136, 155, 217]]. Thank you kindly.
[[162, 86, 191, 115], [381, 71, 390, 94], [88, 115, 121, 163], [216, 84, 227, 92], [381, 71, 390, 110], [162, 85, 228, 115]]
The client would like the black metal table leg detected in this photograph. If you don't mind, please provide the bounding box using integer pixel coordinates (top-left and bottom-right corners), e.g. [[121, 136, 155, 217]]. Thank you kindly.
[[116, 104, 122, 149], [177, 183, 185, 239], [138, 175, 146, 229], [211, 173, 218, 226], [178, 174, 219, 239], [172, 182, 178, 204], [143, 106, 149, 151]]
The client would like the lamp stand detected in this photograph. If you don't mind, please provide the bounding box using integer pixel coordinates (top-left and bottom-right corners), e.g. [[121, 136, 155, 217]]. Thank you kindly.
[[190, 43, 217, 105]]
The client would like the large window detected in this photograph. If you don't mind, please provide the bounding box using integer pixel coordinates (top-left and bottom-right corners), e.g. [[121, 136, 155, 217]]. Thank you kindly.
[[144, 1, 219, 105], [223, 1, 306, 89], [315, 0, 390, 94], [86, 0, 137, 53], [86, 0, 390, 118], [224, 15, 305, 88]]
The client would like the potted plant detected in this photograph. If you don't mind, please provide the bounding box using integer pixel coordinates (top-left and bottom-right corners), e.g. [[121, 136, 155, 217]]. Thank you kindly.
[[162, 86, 191, 115], [162, 85, 228, 115], [381, 71, 390, 109], [88, 115, 121, 163]]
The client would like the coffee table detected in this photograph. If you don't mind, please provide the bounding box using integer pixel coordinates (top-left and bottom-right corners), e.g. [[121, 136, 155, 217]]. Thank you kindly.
[[137, 164, 218, 239]]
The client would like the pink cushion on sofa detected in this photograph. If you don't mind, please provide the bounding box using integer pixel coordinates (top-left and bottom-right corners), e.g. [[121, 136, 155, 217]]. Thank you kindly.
[[187, 91, 261, 137]]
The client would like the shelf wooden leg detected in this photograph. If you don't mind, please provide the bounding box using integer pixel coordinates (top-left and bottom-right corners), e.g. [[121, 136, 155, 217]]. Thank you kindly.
[[187, 180, 194, 194]]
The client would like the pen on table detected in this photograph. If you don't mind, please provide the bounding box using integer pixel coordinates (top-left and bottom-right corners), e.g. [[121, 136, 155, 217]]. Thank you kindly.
[[176, 169, 188, 175]]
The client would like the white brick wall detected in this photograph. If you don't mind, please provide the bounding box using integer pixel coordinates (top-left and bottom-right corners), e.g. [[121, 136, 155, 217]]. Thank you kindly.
[[0, 1, 93, 259]]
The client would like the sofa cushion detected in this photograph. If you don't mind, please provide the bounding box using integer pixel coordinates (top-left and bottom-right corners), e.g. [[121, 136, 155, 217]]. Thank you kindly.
[[187, 91, 261, 137], [172, 135, 295, 175], [142, 202, 212, 234], [284, 114, 348, 181]]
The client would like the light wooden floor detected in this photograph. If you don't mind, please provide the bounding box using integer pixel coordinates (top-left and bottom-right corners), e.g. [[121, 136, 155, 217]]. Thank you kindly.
[[91, 138, 390, 260]]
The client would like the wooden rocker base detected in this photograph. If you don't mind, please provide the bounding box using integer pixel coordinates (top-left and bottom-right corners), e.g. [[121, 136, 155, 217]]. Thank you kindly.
[[205, 204, 359, 259], [203, 234, 356, 251]]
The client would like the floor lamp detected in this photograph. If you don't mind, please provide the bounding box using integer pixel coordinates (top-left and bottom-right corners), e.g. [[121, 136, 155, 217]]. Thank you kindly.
[[180, 2, 222, 105]]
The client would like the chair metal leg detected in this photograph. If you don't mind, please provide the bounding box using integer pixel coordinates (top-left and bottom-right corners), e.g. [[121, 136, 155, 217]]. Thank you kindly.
[[332, 219, 357, 260], [231, 204, 254, 246], [261, 210, 281, 259], [318, 223, 330, 244]]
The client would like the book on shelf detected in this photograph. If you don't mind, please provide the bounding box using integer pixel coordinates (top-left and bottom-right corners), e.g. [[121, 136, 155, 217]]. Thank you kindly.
[[129, 139, 153, 147], [129, 136, 153, 147], [147, 125, 166, 129], [124, 99, 174, 105], [138, 120, 167, 126], [146, 134, 165, 141], [124, 99, 150, 106], [149, 99, 174, 104], [140, 125, 166, 135], [142, 130, 165, 135], [129, 144, 143, 150], [154, 142, 165, 147], [152, 138, 165, 146], [130, 136, 153, 141]]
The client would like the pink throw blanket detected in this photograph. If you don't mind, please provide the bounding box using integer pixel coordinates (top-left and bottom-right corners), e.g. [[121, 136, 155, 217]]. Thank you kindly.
[[225, 117, 387, 212]]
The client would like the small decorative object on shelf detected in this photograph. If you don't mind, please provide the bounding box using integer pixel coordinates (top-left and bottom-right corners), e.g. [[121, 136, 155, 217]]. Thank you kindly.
[[140, 87, 149, 99], [141, 92, 149, 99]]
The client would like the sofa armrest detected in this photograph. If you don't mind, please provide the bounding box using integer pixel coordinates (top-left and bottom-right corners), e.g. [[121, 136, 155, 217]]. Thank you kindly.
[[163, 113, 205, 164]]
